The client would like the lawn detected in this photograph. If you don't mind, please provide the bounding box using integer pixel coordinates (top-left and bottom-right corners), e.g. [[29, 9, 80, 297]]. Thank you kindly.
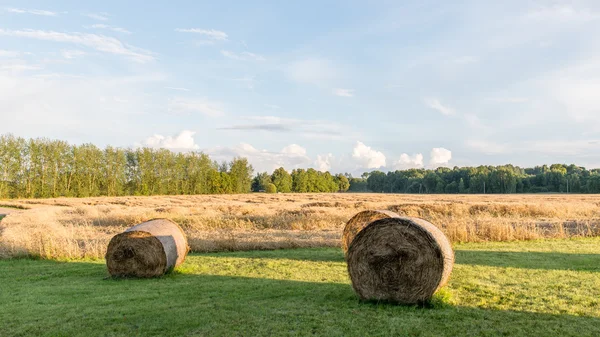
[[1, 238, 599, 336]]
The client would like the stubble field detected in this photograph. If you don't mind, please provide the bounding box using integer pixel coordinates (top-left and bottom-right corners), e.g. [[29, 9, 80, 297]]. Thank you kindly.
[[1, 193, 600, 336], [1, 193, 600, 259]]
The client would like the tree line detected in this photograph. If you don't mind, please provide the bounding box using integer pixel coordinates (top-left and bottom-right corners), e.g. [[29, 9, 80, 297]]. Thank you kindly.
[[0, 134, 351, 199], [349, 164, 600, 194], [1, 134, 600, 198]]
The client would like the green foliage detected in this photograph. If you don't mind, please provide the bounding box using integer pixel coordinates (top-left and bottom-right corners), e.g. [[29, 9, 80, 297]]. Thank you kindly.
[[252, 172, 272, 192], [265, 183, 277, 193], [1, 239, 599, 336], [334, 174, 350, 192], [271, 167, 292, 193], [351, 164, 600, 194], [2, 134, 600, 197]]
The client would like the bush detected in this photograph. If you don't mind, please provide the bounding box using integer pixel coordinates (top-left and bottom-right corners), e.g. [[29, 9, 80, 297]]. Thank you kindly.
[[265, 183, 277, 194]]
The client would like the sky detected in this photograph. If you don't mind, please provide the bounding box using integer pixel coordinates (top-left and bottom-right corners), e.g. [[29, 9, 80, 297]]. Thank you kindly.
[[1, 0, 600, 175]]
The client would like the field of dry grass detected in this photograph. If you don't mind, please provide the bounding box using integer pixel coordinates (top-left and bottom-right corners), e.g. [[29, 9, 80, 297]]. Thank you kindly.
[[1, 193, 600, 259]]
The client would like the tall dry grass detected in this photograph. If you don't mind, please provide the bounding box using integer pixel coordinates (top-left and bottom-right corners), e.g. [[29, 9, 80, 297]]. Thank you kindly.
[[1, 193, 599, 259]]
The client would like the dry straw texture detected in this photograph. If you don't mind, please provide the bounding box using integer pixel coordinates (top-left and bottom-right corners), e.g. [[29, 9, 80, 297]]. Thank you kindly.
[[105, 219, 189, 278], [347, 217, 454, 304], [341, 210, 399, 255], [1, 193, 600, 259]]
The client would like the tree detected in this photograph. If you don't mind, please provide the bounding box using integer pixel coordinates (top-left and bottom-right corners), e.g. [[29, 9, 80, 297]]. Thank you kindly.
[[458, 178, 466, 193], [229, 157, 253, 193], [335, 174, 350, 192], [271, 167, 292, 193], [252, 172, 272, 192]]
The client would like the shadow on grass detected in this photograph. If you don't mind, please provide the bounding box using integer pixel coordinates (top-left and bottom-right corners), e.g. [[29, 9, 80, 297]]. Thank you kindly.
[[1, 257, 599, 336], [455, 250, 600, 272], [200, 247, 346, 263]]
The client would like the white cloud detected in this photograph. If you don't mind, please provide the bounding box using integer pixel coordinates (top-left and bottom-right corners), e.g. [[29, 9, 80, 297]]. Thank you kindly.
[[264, 104, 280, 109], [61, 50, 86, 59], [5, 8, 57, 16], [0, 50, 20, 58], [424, 98, 455, 116], [0, 63, 42, 72], [333, 88, 354, 97], [0, 29, 154, 63], [220, 115, 349, 140], [86, 24, 132, 35], [0, 68, 167, 141], [429, 148, 452, 167], [142, 130, 200, 151], [221, 50, 265, 61], [281, 144, 307, 156], [524, 5, 600, 23], [165, 86, 190, 92], [393, 153, 424, 170], [206, 143, 312, 172], [286, 58, 337, 85], [352, 141, 386, 169], [175, 28, 228, 41], [84, 13, 110, 21], [315, 153, 334, 172], [168, 97, 225, 117]]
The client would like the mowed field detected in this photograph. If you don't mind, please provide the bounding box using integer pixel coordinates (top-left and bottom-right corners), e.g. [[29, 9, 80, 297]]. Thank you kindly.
[[1, 193, 600, 259], [0, 194, 599, 336], [0, 239, 599, 336]]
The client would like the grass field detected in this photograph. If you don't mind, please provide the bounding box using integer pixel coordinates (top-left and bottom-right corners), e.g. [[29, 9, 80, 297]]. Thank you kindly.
[[1, 238, 599, 336], [2, 193, 600, 259]]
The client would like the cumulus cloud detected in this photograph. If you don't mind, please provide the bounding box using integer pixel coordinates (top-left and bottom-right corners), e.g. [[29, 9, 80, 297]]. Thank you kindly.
[[221, 50, 265, 61], [333, 88, 354, 97], [393, 153, 424, 170], [0, 29, 154, 63], [206, 143, 312, 172], [429, 148, 452, 167], [175, 28, 228, 41], [142, 130, 200, 151], [424, 98, 455, 116], [315, 153, 334, 172], [352, 141, 386, 169], [168, 97, 225, 117]]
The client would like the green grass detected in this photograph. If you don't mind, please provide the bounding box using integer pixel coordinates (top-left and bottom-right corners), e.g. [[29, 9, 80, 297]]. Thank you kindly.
[[1, 238, 599, 336]]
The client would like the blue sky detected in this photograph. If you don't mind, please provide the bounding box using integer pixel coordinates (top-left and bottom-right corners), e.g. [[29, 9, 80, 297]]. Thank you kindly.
[[1, 1, 600, 174]]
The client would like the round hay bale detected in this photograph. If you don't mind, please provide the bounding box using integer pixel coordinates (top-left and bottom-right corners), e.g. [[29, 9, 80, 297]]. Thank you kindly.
[[346, 217, 454, 304], [106, 219, 189, 278], [342, 210, 400, 255]]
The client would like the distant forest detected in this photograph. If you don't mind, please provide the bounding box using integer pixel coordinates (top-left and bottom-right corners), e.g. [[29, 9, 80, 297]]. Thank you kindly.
[[1, 134, 600, 199]]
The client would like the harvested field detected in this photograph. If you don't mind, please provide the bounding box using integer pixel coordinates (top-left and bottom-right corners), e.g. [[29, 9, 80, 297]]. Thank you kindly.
[[1, 193, 600, 259]]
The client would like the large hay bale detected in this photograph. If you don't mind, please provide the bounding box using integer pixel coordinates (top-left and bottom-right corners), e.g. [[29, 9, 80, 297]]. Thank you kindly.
[[106, 219, 189, 277], [346, 217, 454, 304], [342, 210, 400, 254]]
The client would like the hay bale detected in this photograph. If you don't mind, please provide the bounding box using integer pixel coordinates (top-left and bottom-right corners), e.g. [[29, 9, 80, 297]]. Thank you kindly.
[[346, 217, 454, 304], [342, 210, 400, 254], [106, 219, 189, 277]]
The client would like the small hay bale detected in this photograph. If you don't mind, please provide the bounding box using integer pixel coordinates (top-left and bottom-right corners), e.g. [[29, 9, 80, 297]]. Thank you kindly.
[[346, 217, 454, 304], [342, 210, 400, 255], [106, 219, 189, 278]]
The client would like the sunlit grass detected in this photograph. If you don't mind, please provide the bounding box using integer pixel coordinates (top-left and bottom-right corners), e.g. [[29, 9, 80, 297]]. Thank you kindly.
[[1, 238, 599, 336]]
